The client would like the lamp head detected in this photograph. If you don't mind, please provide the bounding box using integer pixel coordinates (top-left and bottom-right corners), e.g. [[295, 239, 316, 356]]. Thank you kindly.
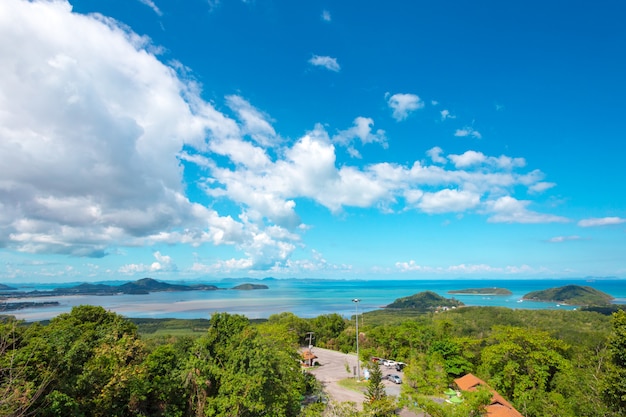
[[352, 298, 360, 303]]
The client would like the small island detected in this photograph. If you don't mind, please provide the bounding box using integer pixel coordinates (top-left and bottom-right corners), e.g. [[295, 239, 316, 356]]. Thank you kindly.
[[522, 285, 613, 306], [232, 283, 269, 290], [448, 287, 512, 295], [385, 291, 464, 310]]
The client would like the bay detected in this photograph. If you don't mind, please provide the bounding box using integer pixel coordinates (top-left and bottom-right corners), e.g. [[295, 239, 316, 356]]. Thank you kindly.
[[4, 278, 626, 322]]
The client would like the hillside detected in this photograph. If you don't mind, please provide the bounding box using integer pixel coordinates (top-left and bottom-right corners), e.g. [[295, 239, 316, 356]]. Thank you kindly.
[[0, 283, 16, 291], [385, 291, 464, 310], [522, 285, 613, 306], [448, 287, 512, 295]]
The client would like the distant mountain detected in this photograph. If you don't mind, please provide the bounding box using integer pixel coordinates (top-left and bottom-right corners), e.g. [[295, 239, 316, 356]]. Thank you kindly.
[[4, 278, 220, 298], [523, 285, 613, 306], [232, 283, 269, 290], [385, 291, 464, 310], [448, 288, 512, 295], [0, 283, 16, 291]]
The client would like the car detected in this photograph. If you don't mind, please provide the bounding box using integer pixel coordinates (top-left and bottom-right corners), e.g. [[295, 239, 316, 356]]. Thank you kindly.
[[395, 362, 406, 372], [387, 374, 402, 384]]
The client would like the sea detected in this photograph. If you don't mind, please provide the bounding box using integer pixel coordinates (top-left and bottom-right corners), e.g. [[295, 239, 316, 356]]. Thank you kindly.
[[3, 278, 626, 322]]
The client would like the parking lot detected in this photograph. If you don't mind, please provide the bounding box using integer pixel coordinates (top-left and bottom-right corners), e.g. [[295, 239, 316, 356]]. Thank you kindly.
[[305, 348, 420, 416]]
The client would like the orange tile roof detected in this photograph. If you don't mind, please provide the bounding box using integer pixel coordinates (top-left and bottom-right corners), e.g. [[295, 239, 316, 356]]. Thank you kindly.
[[301, 350, 317, 360], [453, 374, 524, 417]]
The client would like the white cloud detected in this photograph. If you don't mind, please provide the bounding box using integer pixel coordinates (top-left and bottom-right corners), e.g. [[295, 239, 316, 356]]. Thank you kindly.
[[529, 181, 556, 193], [486, 196, 569, 224], [449, 151, 486, 168], [387, 93, 424, 121], [332, 117, 387, 158], [395, 260, 538, 275], [440, 109, 456, 121], [417, 189, 480, 214], [578, 217, 626, 227], [321, 10, 331, 22], [137, 0, 162, 16], [454, 127, 482, 139], [0, 0, 257, 257], [449, 151, 526, 170], [225, 95, 278, 147], [427, 147, 447, 164], [308, 55, 340, 72], [119, 251, 176, 274]]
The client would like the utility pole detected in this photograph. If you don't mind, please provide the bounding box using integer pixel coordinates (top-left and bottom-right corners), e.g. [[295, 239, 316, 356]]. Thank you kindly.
[[306, 331, 314, 349], [352, 298, 360, 380]]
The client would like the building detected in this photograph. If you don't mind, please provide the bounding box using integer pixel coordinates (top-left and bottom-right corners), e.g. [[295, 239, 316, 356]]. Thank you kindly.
[[454, 373, 524, 417]]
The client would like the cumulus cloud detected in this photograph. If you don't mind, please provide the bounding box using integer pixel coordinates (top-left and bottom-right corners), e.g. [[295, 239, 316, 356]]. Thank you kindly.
[[308, 55, 340, 72], [332, 117, 387, 158], [486, 197, 569, 224], [578, 217, 626, 227], [454, 126, 482, 139], [0, 0, 258, 259], [119, 251, 176, 274], [387, 93, 424, 121], [440, 109, 455, 121], [417, 189, 480, 214], [449, 151, 525, 170], [427, 147, 447, 164]]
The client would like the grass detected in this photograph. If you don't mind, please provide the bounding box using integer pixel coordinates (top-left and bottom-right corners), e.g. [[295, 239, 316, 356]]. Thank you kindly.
[[337, 378, 367, 393]]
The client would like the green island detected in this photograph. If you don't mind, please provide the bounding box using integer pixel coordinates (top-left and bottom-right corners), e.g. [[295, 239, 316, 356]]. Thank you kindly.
[[522, 284, 614, 306], [231, 283, 269, 290], [448, 287, 512, 295], [385, 290, 464, 310], [2, 295, 626, 417]]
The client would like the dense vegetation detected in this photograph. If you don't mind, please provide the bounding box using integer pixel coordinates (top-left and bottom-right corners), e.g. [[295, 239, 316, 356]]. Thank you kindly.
[[2, 304, 626, 417], [523, 285, 613, 305]]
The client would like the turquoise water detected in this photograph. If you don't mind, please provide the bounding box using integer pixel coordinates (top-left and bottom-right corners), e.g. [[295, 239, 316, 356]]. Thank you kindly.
[[5, 278, 626, 321]]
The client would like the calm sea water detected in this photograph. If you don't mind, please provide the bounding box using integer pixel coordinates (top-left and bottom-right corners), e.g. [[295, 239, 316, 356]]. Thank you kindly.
[[4, 278, 626, 322]]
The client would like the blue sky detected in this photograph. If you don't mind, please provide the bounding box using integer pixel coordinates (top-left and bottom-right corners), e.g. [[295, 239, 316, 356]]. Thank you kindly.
[[1, 0, 625, 282]]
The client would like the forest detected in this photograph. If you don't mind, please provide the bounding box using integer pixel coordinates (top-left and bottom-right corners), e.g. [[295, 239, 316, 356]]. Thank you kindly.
[[1, 304, 626, 417]]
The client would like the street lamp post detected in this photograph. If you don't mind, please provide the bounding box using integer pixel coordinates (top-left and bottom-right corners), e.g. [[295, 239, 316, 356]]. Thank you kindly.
[[352, 298, 360, 380]]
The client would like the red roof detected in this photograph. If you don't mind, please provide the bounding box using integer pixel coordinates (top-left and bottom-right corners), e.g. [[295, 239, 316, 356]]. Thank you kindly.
[[453, 374, 524, 417]]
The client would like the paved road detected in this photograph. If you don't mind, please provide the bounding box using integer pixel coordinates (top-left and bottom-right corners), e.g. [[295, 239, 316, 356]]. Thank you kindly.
[[305, 347, 422, 416]]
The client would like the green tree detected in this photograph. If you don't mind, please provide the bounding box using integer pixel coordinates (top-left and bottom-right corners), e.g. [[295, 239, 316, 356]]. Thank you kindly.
[[183, 312, 305, 416], [363, 364, 395, 416], [428, 339, 473, 377], [418, 387, 492, 417], [478, 325, 570, 417], [602, 310, 626, 415], [0, 318, 53, 417]]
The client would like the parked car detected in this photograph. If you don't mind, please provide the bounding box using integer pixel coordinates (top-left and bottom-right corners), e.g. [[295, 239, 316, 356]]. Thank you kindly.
[[395, 362, 406, 372], [387, 374, 402, 384]]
